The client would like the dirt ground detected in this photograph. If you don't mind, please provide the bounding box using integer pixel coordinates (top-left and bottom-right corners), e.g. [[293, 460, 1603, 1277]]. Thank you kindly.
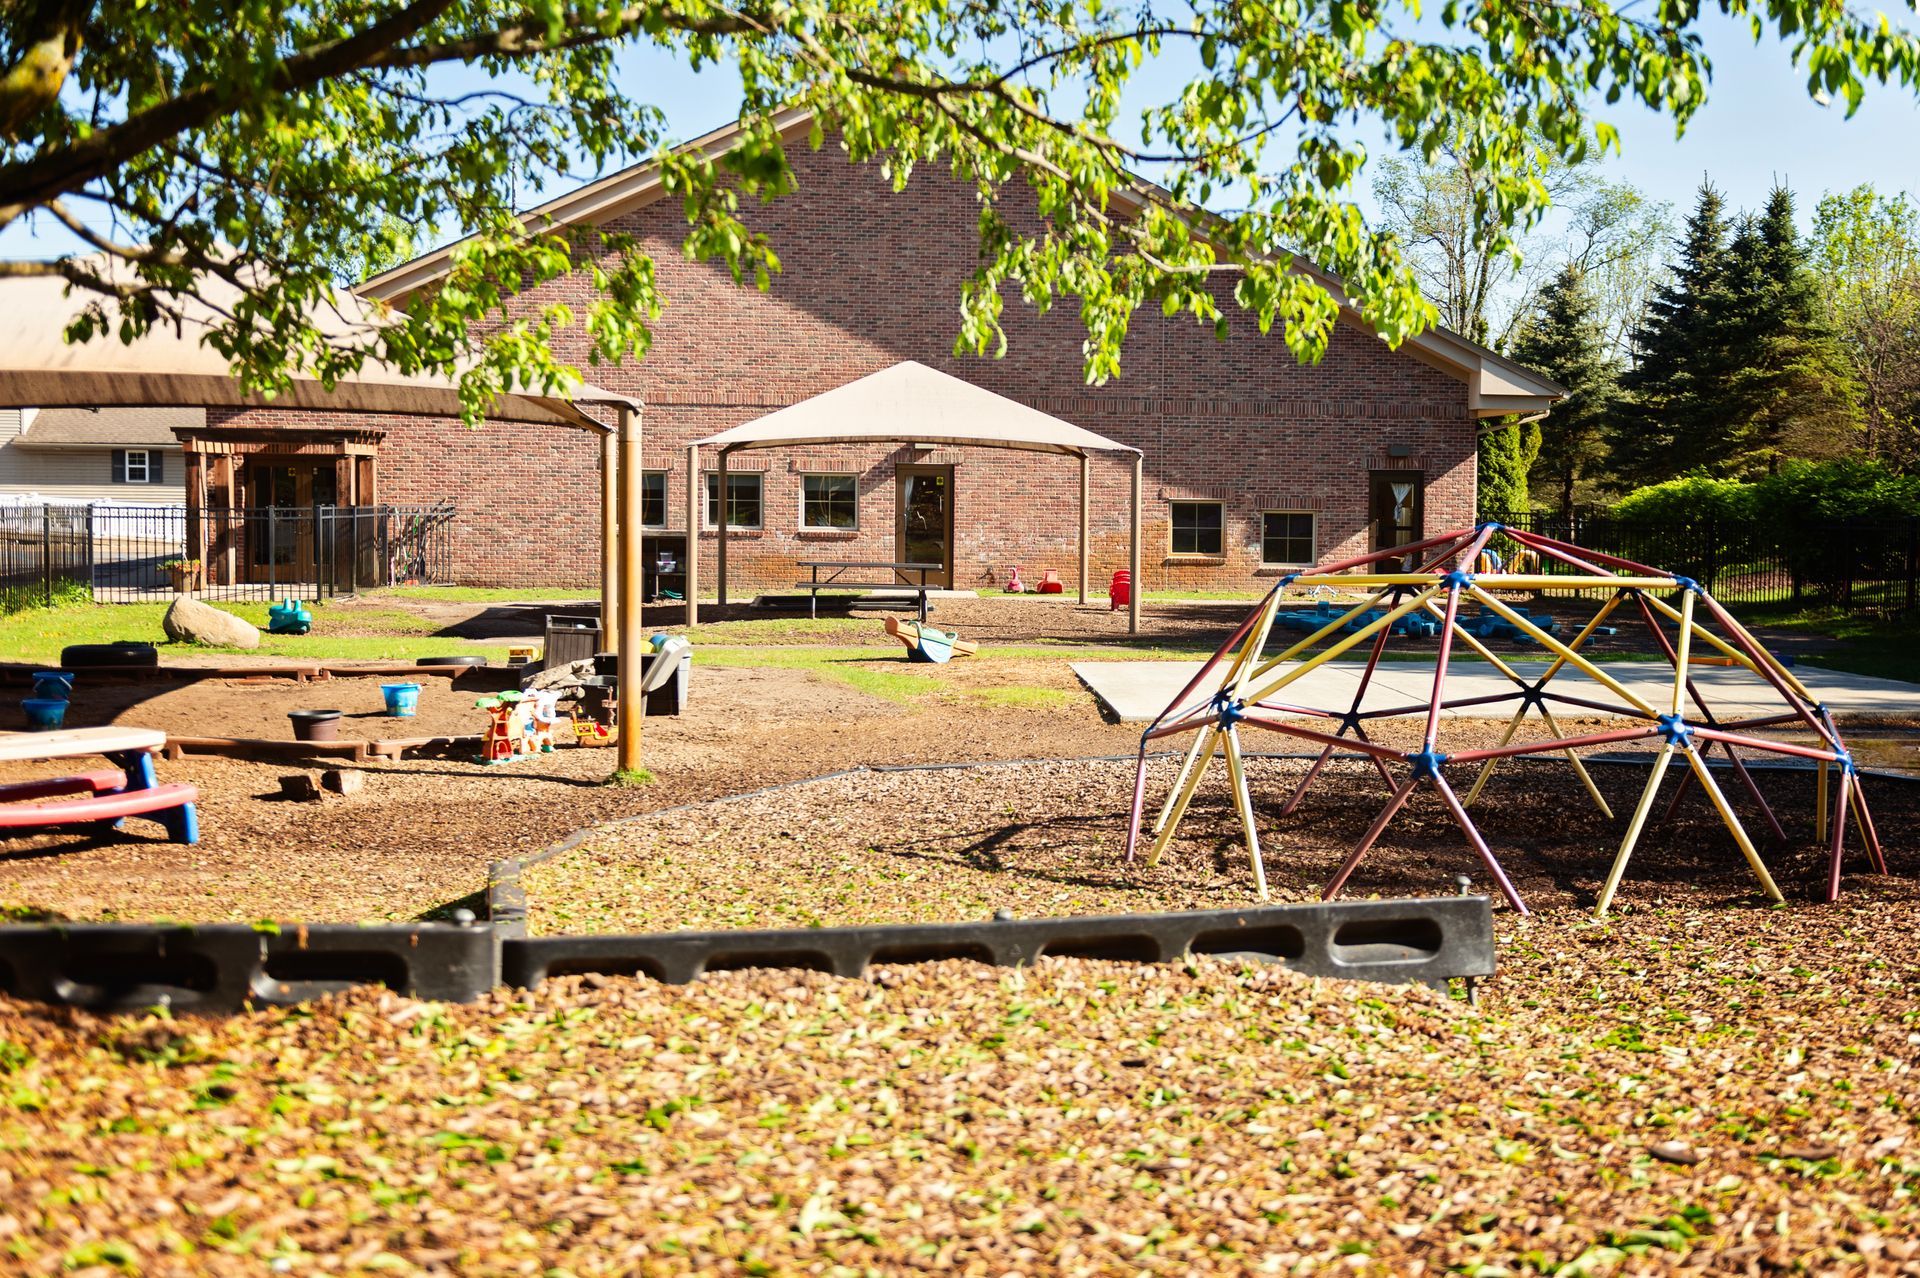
[[2, 626, 1914, 923]]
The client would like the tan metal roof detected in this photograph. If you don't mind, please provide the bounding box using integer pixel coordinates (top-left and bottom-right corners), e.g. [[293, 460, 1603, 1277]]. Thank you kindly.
[[13, 406, 201, 448], [693, 361, 1141, 457], [0, 265, 634, 432]]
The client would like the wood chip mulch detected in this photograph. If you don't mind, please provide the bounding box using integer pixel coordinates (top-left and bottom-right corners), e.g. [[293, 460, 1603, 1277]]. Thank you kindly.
[[524, 755, 1919, 935], [2, 892, 1919, 1274]]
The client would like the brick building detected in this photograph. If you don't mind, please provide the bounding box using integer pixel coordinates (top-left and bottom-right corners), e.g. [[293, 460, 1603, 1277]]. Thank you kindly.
[[202, 113, 1561, 595]]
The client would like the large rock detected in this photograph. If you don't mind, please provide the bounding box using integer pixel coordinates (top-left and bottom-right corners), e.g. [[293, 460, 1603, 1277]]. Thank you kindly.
[[163, 596, 261, 649]]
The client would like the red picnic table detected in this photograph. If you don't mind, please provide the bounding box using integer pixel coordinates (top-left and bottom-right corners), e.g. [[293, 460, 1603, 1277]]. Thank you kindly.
[[0, 726, 200, 843]]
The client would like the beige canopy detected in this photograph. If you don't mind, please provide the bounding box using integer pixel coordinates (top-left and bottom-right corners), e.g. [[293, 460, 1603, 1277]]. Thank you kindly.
[[0, 268, 631, 431], [692, 360, 1141, 456], [688, 360, 1144, 632]]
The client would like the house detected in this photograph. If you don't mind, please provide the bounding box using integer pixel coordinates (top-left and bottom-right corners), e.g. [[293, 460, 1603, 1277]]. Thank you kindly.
[[0, 407, 196, 504], [200, 114, 1563, 593]]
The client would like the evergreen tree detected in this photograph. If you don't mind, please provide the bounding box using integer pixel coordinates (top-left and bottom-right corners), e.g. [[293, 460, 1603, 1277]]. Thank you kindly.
[[1717, 186, 1862, 472], [1477, 419, 1543, 517], [1612, 181, 1732, 485], [1510, 264, 1617, 511]]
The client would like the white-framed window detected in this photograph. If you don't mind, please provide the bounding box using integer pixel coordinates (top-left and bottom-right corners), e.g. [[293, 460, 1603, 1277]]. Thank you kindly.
[[1261, 510, 1316, 567], [704, 471, 763, 529], [120, 449, 151, 483], [1169, 500, 1223, 556], [800, 474, 858, 530], [640, 470, 667, 528]]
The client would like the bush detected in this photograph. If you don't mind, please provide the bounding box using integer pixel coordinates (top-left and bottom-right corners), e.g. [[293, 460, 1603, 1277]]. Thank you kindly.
[[1611, 475, 1756, 525], [1748, 459, 1920, 525]]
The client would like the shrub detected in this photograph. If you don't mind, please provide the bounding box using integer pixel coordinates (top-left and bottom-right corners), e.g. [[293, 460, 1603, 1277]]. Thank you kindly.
[[1611, 475, 1756, 525], [1748, 459, 1920, 525]]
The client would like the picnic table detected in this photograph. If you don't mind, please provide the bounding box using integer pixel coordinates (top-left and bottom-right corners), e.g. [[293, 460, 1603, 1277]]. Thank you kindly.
[[0, 726, 199, 843], [793, 560, 944, 622]]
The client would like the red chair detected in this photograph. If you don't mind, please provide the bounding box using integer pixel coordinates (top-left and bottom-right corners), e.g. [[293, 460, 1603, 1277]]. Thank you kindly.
[[1109, 569, 1131, 610], [1037, 569, 1064, 594]]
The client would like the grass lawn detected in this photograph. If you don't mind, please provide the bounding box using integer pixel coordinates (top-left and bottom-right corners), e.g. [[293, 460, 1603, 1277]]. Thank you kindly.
[[0, 600, 495, 666], [1747, 608, 1920, 682]]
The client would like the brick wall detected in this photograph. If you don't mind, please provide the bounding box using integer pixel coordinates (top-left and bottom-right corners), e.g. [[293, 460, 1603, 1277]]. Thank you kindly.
[[215, 142, 1477, 591]]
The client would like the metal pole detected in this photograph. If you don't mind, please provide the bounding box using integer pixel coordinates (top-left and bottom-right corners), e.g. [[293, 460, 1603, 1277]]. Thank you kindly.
[[685, 444, 700, 629], [1078, 453, 1090, 605], [717, 447, 729, 608], [600, 428, 619, 653], [615, 404, 646, 776], [1128, 452, 1142, 635], [40, 504, 50, 606]]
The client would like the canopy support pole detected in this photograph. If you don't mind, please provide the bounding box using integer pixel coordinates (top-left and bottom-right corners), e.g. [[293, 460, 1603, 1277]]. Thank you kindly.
[[1078, 453, 1090, 605], [684, 444, 700, 629], [716, 447, 729, 607], [599, 429, 618, 651], [615, 403, 645, 776], [1129, 452, 1143, 634]]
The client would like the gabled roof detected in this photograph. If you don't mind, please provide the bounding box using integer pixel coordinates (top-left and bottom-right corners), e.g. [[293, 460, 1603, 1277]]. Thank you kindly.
[[694, 361, 1141, 457], [13, 407, 201, 448], [0, 264, 635, 432], [360, 110, 1563, 419]]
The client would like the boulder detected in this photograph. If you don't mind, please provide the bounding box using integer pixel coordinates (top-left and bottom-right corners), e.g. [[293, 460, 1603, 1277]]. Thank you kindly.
[[163, 596, 261, 649]]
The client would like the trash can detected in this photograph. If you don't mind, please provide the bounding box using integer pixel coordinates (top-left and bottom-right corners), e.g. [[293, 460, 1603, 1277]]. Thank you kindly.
[[543, 615, 602, 671], [638, 648, 688, 716]]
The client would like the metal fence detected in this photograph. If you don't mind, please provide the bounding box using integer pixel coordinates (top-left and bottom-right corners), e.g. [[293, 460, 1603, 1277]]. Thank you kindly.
[[0, 500, 457, 605], [1489, 510, 1920, 617]]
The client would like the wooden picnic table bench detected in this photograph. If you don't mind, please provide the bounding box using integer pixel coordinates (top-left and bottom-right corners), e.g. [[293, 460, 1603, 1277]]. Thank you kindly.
[[0, 726, 199, 843], [793, 560, 944, 621]]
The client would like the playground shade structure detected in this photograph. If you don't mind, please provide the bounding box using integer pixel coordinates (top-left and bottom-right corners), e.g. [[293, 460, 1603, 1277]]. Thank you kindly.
[[1124, 524, 1887, 916]]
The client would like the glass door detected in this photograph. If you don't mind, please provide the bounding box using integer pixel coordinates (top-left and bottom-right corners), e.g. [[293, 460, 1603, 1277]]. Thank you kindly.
[[896, 466, 953, 589]]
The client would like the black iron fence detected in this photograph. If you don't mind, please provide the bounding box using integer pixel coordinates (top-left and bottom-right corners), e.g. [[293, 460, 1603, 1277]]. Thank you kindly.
[[0, 501, 456, 605], [1488, 509, 1920, 617]]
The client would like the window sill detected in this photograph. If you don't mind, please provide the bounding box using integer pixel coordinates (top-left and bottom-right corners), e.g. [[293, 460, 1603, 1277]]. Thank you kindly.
[[1254, 565, 1314, 576], [1163, 555, 1227, 566], [700, 528, 765, 539], [796, 528, 861, 540]]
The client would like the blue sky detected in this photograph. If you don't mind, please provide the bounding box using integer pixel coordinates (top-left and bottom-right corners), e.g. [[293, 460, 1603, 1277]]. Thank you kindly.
[[5, 10, 1916, 260]]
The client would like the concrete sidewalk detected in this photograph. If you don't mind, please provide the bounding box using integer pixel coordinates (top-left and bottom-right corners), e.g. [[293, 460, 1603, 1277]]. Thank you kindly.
[[1071, 658, 1920, 723]]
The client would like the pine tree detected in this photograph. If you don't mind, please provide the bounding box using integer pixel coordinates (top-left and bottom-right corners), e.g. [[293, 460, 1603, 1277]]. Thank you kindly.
[[1717, 186, 1861, 473], [1612, 180, 1732, 485], [1510, 264, 1617, 512], [1477, 419, 1543, 517]]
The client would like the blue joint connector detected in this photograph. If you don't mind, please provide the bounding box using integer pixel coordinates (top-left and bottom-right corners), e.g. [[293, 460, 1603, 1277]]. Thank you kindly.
[[1279, 573, 1299, 588], [1836, 751, 1856, 775], [1476, 520, 1505, 533], [1211, 693, 1246, 727], [1655, 713, 1693, 746], [1671, 575, 1703, 595], [1440, 570, 1475, 591], [1406, 749, 1448, 780]]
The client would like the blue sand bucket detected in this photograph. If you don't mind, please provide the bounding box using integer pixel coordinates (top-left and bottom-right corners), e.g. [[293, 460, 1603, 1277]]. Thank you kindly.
[[23, 697, 67, 730], [380, 682, 422, 717], [31, 671, 74, 701]]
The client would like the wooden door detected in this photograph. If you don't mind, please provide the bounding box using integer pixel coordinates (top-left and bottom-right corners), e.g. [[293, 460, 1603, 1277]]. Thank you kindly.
[[1369, 471, 1424, 569]]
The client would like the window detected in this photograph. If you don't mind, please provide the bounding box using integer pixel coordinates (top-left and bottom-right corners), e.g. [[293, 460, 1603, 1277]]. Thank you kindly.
[[704, 471, 763, 529], [1261, 511, 1316, 566], [801, 474, 858, 530], [640, 470, 667, 528], [1169, 501, 1223, 556], [114, 448, 160, 484]]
